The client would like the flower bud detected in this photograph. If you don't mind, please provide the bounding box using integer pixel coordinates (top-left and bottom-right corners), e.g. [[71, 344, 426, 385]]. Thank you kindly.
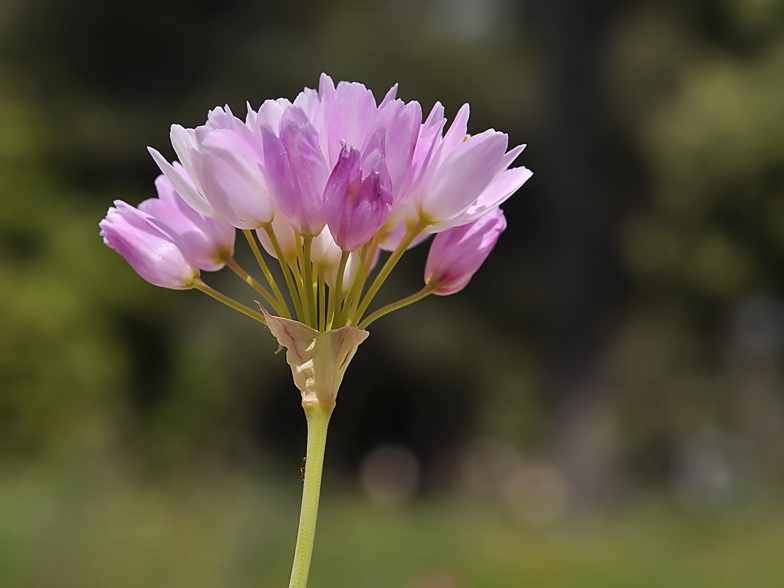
[[309, 228, 360, 290], [324, 142, 392, 251], [99, 201, 199, 289], [424, 207, 506, 295]]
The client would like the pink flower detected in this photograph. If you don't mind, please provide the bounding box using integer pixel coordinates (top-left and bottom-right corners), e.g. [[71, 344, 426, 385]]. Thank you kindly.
[[147, 74, 528, 250], [407, 104, 531, 230], [139, 174, 236, 271], [260, 107, 330, 236], [99, 201, 199, 289], [323, 142, 393, 251], [424, 207, 507, 295], [149, 106, 275, 229]]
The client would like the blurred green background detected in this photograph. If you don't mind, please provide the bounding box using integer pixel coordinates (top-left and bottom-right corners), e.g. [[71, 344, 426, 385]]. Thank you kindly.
[[2, 0, 784, 586]]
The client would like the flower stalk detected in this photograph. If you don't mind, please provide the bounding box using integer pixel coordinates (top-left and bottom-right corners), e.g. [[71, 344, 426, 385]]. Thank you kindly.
[[288, 400, 333, 588], [192, 278, 267, 325], [225, 256, 283, 314], [354, 219, 429, 324], [358, 283, 436, 329], [243, 229, 291, 319], [261, 224, 304, 322], [327, 251, 350, 330]]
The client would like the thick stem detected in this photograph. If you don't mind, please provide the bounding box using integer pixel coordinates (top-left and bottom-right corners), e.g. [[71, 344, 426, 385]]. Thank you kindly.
[[288, 401, 334, 588]]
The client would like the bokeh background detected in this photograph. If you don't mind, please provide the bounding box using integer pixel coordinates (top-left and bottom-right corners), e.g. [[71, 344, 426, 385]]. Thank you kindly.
[[2, 0, 784, 586]]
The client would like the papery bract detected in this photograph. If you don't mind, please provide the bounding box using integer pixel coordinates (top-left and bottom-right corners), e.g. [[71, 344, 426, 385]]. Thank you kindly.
[[264, 311, 369, 405], [100, 201, 199, 289], [424, 207, 507, 295]]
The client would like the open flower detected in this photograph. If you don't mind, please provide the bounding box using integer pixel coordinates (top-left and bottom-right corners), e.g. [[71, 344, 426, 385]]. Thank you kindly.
[[379, 102, 530, 236], [260, 107, 330, 236], [149, 106, 275, 229]]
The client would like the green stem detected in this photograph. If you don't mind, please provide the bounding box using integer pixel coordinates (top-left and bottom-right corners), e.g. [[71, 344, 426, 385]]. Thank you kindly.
[[358, 284, 436, 329], [288, 401, 333, 588], [192, 278, 267, 325], [341, 243, 369, 327], [327, 251, 350, 330], [354, 219, 429, 324], [318, 270, 326, 332], [224, 257, 283, 315], [261, 225, 304, 322], [291, 234, 310, 325], [290, 249, 306, 317], [242, 230, 291, 319], [302, 236, 316, 328]]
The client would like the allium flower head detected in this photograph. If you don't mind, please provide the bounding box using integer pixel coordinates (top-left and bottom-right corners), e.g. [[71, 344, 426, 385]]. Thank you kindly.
[[117, 74, 530, 326], [101, 74, 534, 588]]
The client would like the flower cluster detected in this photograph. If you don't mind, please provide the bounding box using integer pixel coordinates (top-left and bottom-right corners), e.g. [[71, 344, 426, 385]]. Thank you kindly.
[[99, 75, 532, 588], [100, 74, 531, 331]]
